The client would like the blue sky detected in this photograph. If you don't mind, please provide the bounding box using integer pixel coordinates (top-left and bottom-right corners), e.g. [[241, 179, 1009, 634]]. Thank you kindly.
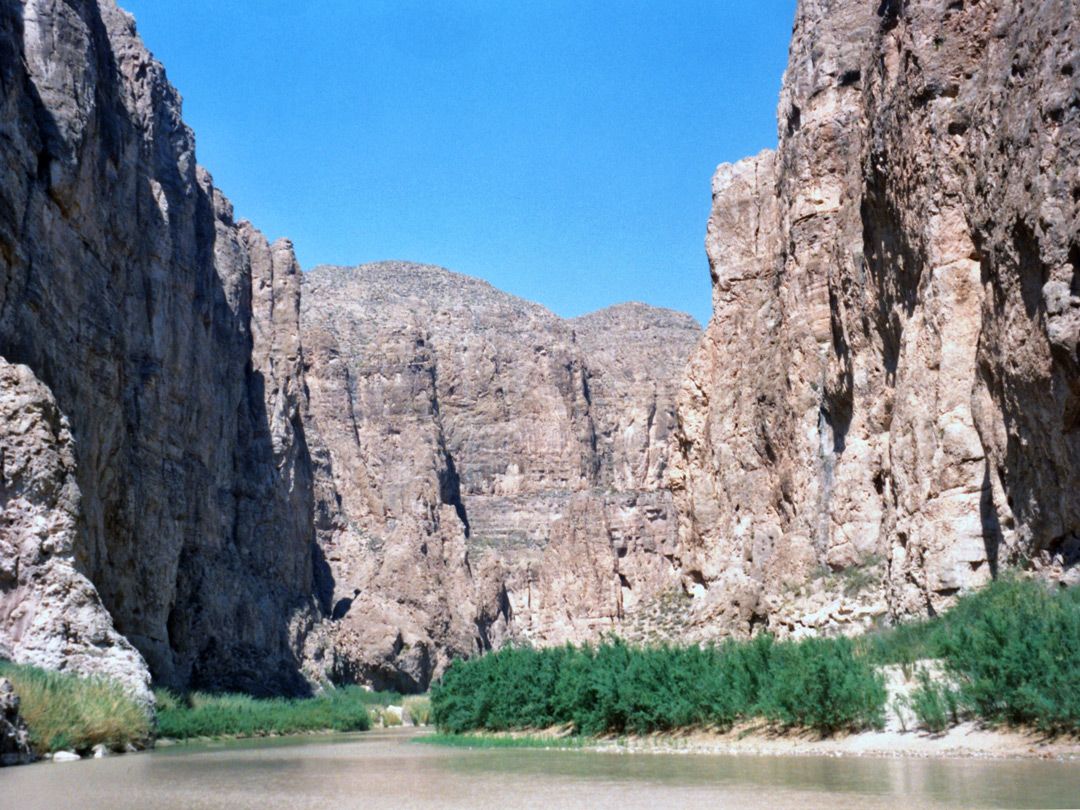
[[119, 1, 796, 326]]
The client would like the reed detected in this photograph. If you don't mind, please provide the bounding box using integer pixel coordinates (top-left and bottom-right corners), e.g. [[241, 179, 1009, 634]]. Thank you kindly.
[[154, 684, 372, 739], [431, 634, 886, 737]]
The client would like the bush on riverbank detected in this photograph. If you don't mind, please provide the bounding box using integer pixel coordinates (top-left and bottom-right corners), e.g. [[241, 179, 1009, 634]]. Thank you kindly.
[[859, 576, 1080, 733], [431, 634, 886, 736], [432, 577, 1080, 738], [0, 661, 151, 755], [154, 685, 372, 739], [403, 695, 432, 725], [934, 577, 1080, 732]]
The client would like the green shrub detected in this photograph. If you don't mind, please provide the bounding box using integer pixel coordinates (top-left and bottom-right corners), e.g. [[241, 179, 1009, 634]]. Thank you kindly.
[[0, 661, 151, 755], [757, 636, 887, 733], [935, 577, 1080, 732], [855, 615, 944, 667], [907, 667, 959, 733], [431, 633, 886, 737]]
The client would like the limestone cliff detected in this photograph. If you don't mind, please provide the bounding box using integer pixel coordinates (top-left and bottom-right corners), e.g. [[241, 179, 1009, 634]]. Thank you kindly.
[[5, 0, 1076, 698], [673, 0, 1080, 634], [300, 263, 700, 689], [0, 0, 315, 693], [0, 0, 701, 695]]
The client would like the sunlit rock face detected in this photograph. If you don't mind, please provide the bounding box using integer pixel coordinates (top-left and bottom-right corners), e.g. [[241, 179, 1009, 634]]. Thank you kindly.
[[0, 0, 317, 694], [300, 263, 701, 688], [673, 0, 1080, 635], [0, 358, 151, 702], [6, 0, 1076, 698]]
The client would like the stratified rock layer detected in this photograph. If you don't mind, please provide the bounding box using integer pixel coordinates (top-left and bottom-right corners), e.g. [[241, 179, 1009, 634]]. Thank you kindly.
[[0, 0, 315, 693], [301, 263, 700, 688], [673, 0, 1080, 633]]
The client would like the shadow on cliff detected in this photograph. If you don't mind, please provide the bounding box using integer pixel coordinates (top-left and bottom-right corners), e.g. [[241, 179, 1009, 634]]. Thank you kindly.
[[0, 0, 316, 697], [980, 463, 1001, 579]]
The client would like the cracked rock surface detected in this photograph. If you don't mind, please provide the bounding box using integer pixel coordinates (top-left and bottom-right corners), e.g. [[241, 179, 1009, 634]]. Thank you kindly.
[[0, 0, 316, 693], [673, 0, 1080, 635], [300, 263, 700, 688]]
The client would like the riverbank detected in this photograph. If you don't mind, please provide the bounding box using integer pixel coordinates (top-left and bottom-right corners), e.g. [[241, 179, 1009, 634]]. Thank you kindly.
[[594, 724, 1080, 761], [430, 578, 1080, 742], [0, 659, 432, 764], [12, 726, 1080, 810], [426, 724, 1080, 762]]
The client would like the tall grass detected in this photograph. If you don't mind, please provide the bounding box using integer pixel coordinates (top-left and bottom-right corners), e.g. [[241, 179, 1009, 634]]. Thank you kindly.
[[154, 685, 372, 739], [403, 695, 432, 725], [0, 661, 152, 755], [431, 635, 886, 737]]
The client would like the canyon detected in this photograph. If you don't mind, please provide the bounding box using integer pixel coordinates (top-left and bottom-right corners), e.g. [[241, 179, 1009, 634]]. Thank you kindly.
[[1, 0, 1078, 697]]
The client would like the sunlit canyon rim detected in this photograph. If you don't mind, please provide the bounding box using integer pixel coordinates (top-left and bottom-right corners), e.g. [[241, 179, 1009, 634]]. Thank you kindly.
[[1, 0, 1079, 701]]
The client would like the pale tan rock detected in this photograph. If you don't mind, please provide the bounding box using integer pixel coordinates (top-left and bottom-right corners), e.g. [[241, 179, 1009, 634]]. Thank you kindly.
[[300, 263, 699, 687], [674, 0, 1080, 634], [0, 358, 152, 702]]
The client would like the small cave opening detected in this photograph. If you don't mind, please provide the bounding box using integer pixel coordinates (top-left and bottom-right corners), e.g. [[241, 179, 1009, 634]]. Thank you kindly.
[[839, 69, 861, 88], [1068, 244, 1080, 297], [786, 105, 801, 136], [331, 589, 361, 621]]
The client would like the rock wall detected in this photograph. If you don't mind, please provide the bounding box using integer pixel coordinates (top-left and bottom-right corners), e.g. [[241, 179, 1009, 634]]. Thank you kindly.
[[0, 359, 150, 701], [300, 263, 699, 688], [0, 677, 32, 766], [8, 0, 1075, 695], [0, 0, 701, 694], [0, 0, 315, 693], [673, 0, 1080, 634]]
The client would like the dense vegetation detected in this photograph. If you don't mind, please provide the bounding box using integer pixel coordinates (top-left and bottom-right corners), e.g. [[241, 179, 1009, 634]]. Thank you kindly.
[[418, 733, 590, 749], [933, 577, 1080, 732], [153, 686, 374, 739], [431, 577, 1080, 738], [431, 634, 886, 736], [5, 577, 1078, 754], [0, 661, 152, 755]]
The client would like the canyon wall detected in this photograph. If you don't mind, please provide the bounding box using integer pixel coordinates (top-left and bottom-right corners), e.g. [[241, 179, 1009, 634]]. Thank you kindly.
[[673, 0, 1080, 635], [0, 0, 316, 694], [5, 0, 1077, 696], [300, 263, 700, 689], [0, 0, 701, 694]]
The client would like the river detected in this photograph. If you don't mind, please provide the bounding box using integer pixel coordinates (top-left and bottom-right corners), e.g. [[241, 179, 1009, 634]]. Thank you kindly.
[[2, 729, 1078, 809]]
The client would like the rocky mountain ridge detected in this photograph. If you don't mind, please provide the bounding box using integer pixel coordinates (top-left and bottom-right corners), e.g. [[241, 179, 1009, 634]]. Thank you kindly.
[[2, 0, 1078, 698], [300, 262, 700, 688], [0, 0, 702, 692]]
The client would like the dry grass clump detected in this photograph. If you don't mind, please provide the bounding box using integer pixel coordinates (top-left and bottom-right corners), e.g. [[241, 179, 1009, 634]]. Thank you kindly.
[[0, 661, 151, 755]]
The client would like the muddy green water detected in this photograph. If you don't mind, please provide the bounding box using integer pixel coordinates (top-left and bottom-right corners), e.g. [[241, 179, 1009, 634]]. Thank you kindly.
[[2, 730, 1078, 809]]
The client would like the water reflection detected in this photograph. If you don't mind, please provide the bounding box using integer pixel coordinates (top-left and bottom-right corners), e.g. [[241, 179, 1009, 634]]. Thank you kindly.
[[1, 730, 1077, 810]]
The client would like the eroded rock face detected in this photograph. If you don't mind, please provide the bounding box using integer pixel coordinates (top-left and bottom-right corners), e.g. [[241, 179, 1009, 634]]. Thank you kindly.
[[0, 0, 316, 693], [0, 678, 32, 766], [301, 263, 699, 688], [0, 359, 151, 702], [674, 0, 1080, 633]]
